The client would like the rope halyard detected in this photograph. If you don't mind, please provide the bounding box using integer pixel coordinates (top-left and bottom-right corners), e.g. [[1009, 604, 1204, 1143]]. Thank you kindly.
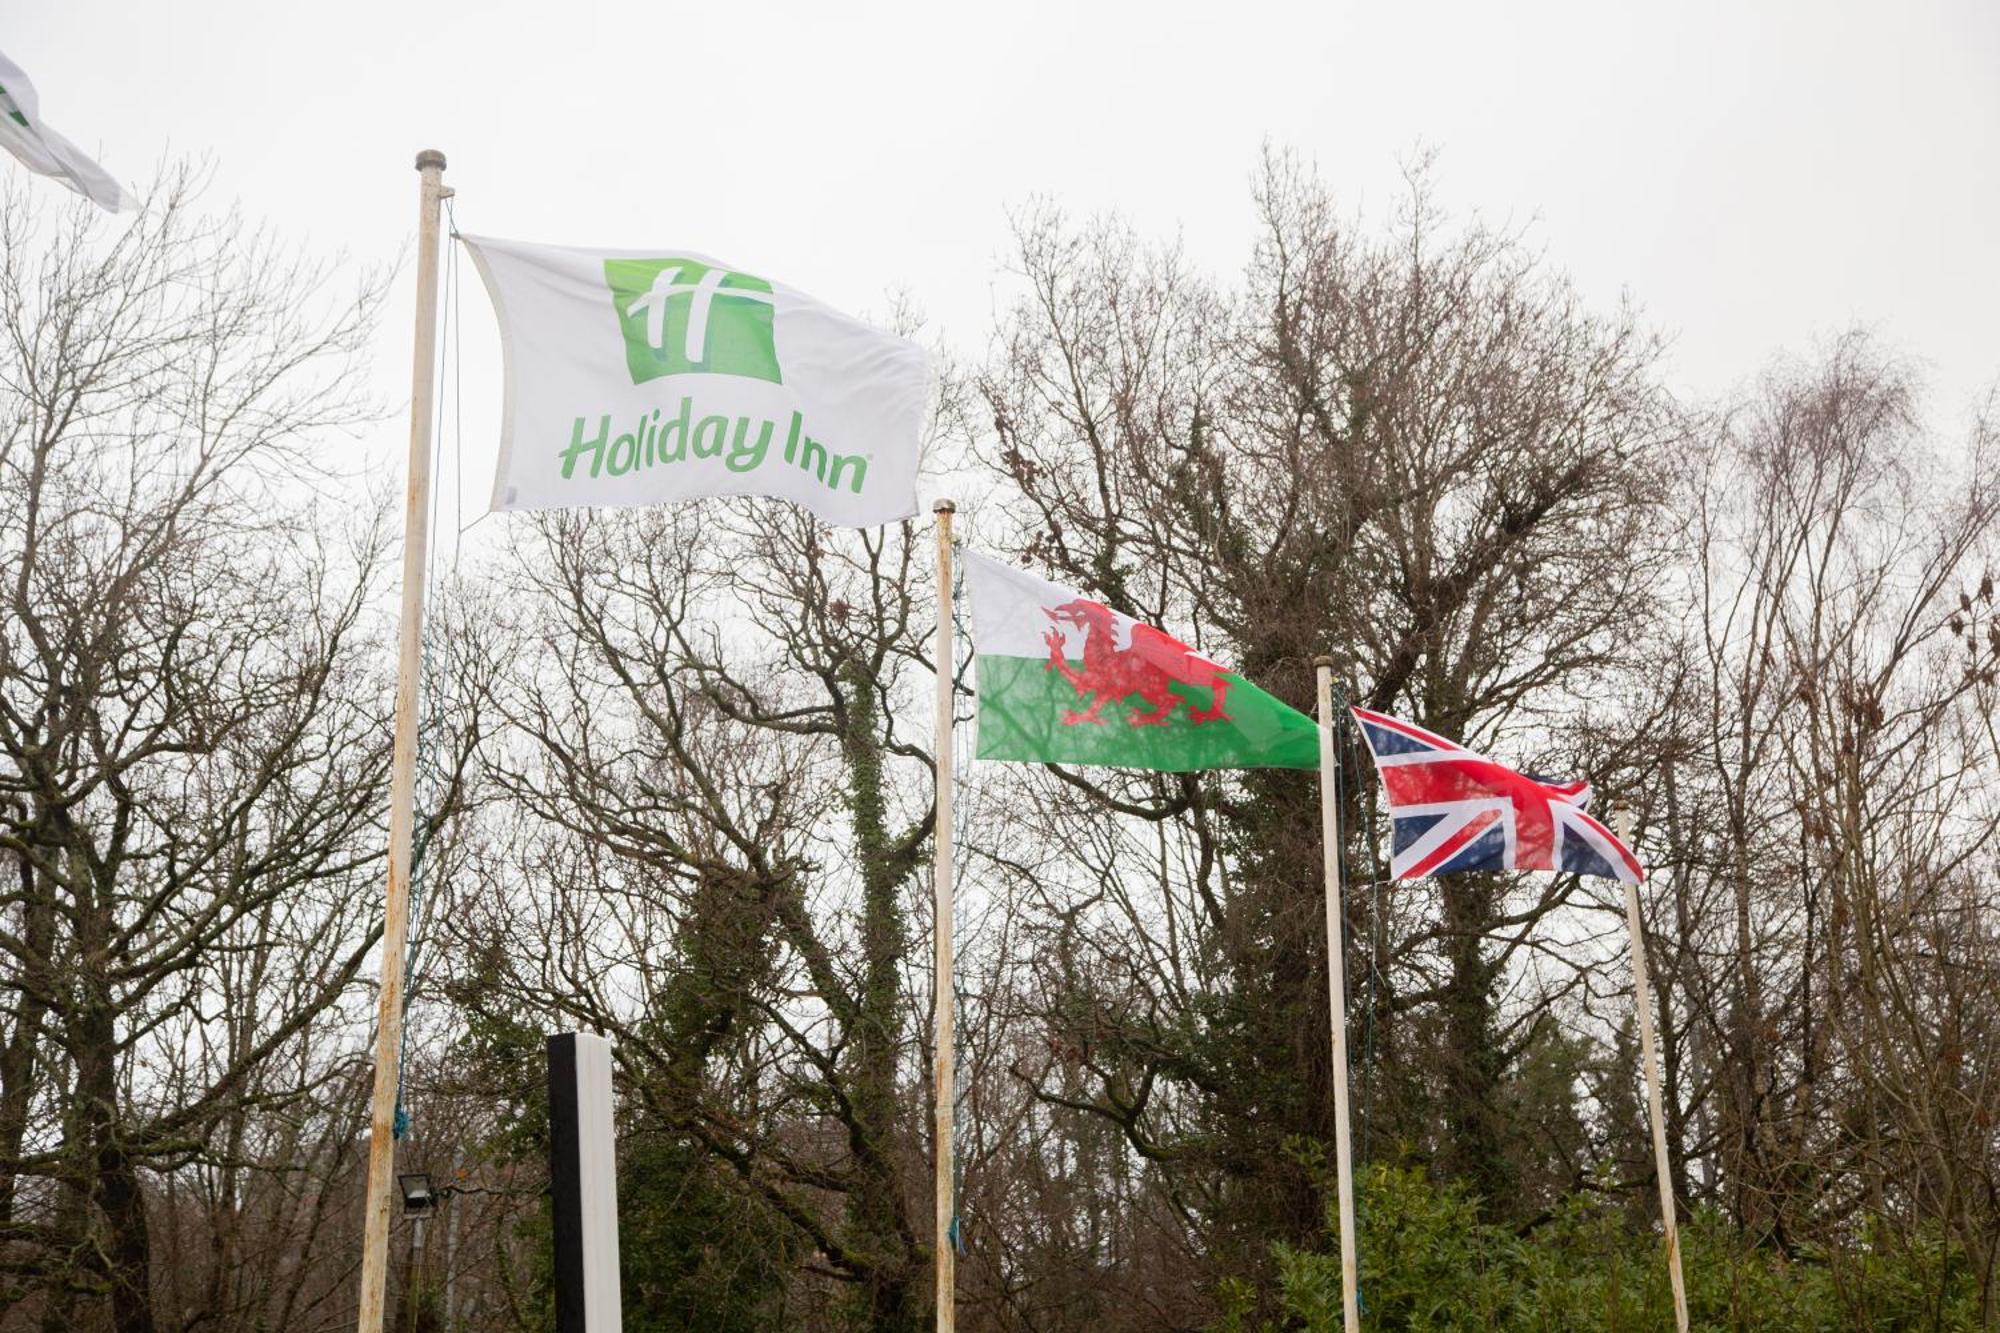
[[948, 549, 971, 1252], [392, 205, 463, 1141], [1331, 680, 1373, 1316], [1348, 688, 1382, 1175]]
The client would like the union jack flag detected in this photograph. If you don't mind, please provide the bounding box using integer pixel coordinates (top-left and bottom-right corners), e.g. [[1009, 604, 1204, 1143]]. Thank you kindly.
[[1350, 706, 1642, 884]]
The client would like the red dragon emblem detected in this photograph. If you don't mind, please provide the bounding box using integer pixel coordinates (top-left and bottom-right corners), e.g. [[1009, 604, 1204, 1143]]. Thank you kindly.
[[1043, 598, 1232, 727]]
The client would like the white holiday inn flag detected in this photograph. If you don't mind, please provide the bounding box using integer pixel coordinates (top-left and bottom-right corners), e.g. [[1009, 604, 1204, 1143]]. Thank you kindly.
[[0, 49, 131, 212], [463, 236, 928, 528]]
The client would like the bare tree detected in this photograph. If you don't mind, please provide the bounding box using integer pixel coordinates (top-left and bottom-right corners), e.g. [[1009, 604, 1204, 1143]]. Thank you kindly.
[[445, 497, 954, 1331], [1656, 337, 2000, 1300], [971, 151, 1676, 1327], [0, 167, 450, 1332]]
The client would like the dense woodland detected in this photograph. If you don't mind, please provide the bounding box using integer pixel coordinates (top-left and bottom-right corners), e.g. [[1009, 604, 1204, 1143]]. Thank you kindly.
[[2, 159, 1997, 1331]]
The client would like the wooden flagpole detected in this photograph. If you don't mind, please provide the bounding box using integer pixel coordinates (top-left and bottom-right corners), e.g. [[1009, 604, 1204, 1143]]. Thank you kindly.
[[1613, 799, 1689, 1333], [356, 148, 448, 1333], [931, 499, 958, 1333], [1313, 658, 1361, 1333]]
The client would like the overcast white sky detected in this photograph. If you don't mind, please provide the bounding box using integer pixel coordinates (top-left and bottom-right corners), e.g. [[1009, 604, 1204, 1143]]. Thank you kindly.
[[6, 0, 1997, 536]]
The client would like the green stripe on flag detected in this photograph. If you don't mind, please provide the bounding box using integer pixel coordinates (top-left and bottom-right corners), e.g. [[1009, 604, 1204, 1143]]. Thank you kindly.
[[974, 654, 1319, 771]]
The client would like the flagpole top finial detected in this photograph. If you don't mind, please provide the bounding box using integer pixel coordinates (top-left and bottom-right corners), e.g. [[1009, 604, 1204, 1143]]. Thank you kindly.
[[1312, 655, 1336, 670], [1610, 796, 1636, 843], [415, 149, 447, 173], [933, 498, 956, 515]]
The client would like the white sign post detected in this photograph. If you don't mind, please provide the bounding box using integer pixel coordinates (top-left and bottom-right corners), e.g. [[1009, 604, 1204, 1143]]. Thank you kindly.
[[549, 1032, 622, 1332]]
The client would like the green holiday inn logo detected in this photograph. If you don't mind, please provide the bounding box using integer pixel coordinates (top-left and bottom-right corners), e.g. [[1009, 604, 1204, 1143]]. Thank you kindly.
[[0, 83, 28, 129], [561, 257, 868, 498], [604, 258, 781, 386]]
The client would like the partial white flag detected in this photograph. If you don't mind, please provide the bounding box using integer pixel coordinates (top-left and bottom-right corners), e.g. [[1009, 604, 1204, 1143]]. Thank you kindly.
[[0, 50, 131, 213], [462, 235, 928, 529]]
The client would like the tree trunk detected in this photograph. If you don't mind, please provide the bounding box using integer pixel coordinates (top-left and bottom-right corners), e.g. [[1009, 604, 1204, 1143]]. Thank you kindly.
[[839, 666, 921, 1332], [97, 1136, 157, 1333], [80, 1003, 155, 1333], [1438, 873, 1513, 1216], [77, 855, 155, 1333], [0, 827, 51, 1225]]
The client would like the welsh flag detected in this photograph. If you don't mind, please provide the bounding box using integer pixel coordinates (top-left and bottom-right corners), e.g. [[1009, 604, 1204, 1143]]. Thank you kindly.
[[964, 551, 1318, 771]]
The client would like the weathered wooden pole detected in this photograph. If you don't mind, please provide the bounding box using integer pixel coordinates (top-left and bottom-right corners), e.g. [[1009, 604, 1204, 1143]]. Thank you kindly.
[[356, 148, 447, 1333], [1614, 798, 1689, 1333]]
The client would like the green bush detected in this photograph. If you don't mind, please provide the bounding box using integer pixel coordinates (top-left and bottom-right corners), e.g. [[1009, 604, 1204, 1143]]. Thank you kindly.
[[1255, 1164, 1985, 1331]]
